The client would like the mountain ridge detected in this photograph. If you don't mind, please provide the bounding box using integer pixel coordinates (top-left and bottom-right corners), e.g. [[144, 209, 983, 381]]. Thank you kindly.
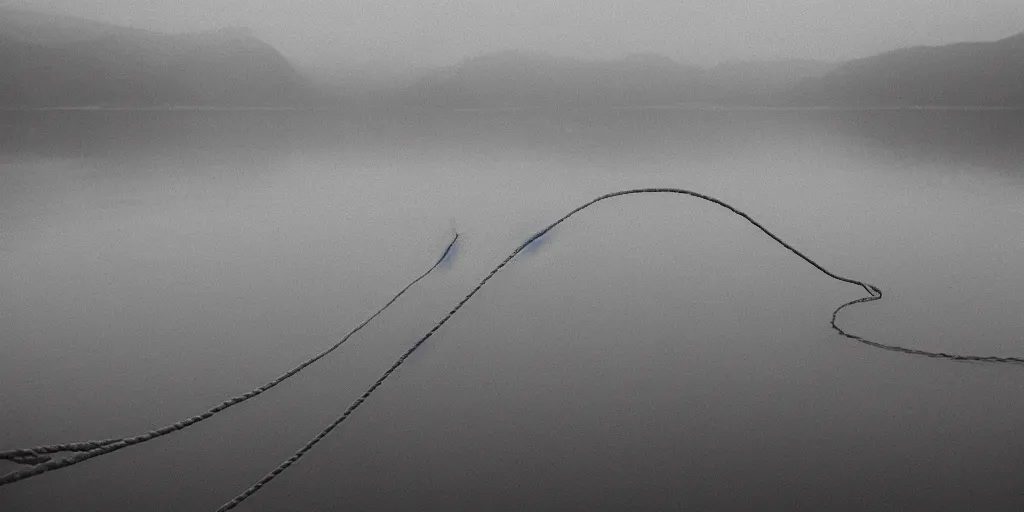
[[781, 30, 1024, 106], [1, 7, 1022, 108], [0, 8, 308, 107], [399, 51, 825, 107]]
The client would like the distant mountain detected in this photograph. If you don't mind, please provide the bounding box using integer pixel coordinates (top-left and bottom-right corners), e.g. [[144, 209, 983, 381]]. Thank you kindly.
[[783, 31, 1024, 106], [398, 32, 1024, 108], [7, 7, 1018, 109], [402, 51, 706, 107], [0, 8, 308, 107], [397, 51, 840, 108], [701, 59, 836, 103], [0, 6, 136, 45]]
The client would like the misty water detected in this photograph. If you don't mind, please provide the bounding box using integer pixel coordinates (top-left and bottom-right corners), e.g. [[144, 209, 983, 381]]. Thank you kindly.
[[2, 109, 1024, 511]]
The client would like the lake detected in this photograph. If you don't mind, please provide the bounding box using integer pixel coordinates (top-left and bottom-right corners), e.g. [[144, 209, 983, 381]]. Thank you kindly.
[[2, 108, 1024, 511]]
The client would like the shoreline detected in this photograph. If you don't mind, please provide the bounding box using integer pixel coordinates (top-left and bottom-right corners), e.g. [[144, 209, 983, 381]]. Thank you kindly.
[[2, 104, 1024, 113]]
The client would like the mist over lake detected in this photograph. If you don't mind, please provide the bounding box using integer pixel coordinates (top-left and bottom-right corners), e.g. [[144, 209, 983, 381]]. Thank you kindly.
[[2, 109, 1024, 511]]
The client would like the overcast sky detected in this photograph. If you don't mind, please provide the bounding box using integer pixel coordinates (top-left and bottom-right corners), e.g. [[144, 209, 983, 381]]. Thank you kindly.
[[6, 0, 1024, 68]]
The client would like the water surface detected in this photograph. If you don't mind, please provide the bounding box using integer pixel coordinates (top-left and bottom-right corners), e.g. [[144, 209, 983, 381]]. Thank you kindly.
[[2, 109, 1023, 511]]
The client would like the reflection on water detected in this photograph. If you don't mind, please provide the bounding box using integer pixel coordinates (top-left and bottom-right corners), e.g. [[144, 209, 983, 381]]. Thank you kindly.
[[2, 109, 1023, 511]]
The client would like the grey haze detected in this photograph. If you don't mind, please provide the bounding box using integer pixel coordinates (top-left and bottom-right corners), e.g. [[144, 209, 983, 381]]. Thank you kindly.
[[5, 0, 1024, 73]]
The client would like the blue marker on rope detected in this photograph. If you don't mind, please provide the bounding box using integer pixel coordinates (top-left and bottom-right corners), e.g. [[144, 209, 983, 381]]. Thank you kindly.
[[520, 227, 552, 254], [438, 220, 458, 266]]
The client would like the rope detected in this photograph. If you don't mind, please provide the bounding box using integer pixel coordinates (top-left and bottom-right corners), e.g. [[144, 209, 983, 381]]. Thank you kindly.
[[0, 233, 459, 486], [215, 187, 1024, 511]]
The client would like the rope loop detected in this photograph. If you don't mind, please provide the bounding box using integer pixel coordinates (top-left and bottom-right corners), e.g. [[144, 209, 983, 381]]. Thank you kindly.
[[214, 188, 1024, 511]]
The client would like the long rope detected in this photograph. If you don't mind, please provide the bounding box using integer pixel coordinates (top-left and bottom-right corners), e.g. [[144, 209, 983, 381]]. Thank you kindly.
[[215, 187, 1024, 511], [0, 233, 459, 486]]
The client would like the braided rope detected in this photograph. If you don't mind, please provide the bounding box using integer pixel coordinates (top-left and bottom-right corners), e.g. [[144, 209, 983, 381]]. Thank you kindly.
[[215, 187, 1024, 511], [0, 233, 459, 485]]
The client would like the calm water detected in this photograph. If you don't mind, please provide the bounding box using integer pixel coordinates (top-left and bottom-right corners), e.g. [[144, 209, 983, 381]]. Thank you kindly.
[[2, 109, 1023, 511]]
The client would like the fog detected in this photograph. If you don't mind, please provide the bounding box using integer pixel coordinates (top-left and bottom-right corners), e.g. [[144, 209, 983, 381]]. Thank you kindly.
[[4, 1, 1024, 509], [4, 108, 1024, 511], [7, 0, 1024, 68]]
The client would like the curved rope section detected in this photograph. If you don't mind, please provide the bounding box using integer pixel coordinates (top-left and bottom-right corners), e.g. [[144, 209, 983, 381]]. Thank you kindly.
[[216, 187, 1024, 511], [0, 233, 459, 486]]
